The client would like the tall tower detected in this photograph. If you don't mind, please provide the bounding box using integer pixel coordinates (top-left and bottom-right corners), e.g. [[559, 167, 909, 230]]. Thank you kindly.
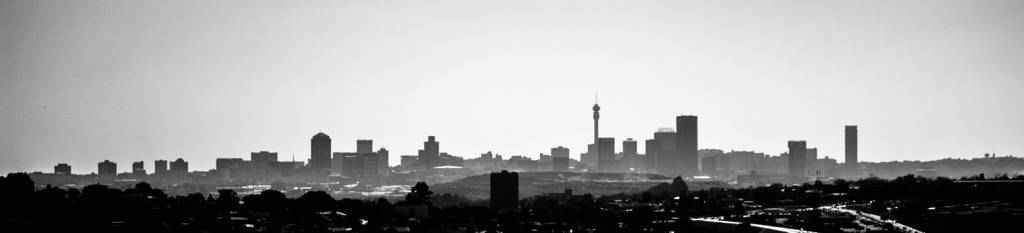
[[788, 141, 807, 177], [845, 125, 858, 174], [676, 115, 698, 177], [311, 132, 332, 172], [593, 103, 600, 156], [423, 136, 439, 170]]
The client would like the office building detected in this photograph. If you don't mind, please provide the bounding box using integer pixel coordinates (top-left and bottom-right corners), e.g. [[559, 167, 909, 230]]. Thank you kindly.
[[490, 170, 519, 211], [357, 140, 373, 153], [216, 158, 244, 170], [377, 148, 390, 177], [132, 161, 146, 176], [654, 128, 679, 176], [551, 146, 570, 171], [98, 160, 116, 178], [422, 136, 439, 170], [644, 139, 660, 173], [311, 132, 332, 171], [676, 115, 699, 177], [622, 138, 638, 170], [702, 156, 717, 175], [54, 163, 71, 175], [170, 158, 188, 173], [788, 141, 807, 177], [846, 125, 858, 172], [251, 151, 278, 165], [597, 137, 615, 172], [154, 159, 168, 175], [806, 148, 818, 176]]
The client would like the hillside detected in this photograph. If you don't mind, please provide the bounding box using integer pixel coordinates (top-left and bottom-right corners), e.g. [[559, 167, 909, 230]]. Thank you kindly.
[[430, 172, 729, 200]]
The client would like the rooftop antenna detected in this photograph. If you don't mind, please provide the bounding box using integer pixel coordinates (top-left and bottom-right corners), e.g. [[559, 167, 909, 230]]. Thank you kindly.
[[292, 154, 295, 162], [595, 92, 598, 104]]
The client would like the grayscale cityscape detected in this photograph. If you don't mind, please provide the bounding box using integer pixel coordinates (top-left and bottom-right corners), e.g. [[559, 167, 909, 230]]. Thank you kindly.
[[2, 1, 1023, 233]]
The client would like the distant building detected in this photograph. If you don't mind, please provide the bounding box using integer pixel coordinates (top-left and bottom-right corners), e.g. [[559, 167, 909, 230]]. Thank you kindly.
[[806, 148, 818, 176], [702, 156, 717, 175], [54, 163, 71, 175], [400, 155, 418, 168], [644, 139, 660, 173], [251, 151, 278, 165], [597, 137, 616, 172], [377, 148, 390, 177], [169, 158, 188, 174], [421, 136, 440, 170], [845, 125, 858, 173], [654, 128, 678, 176], [357, 140, 373, 153], [98, 160, 116, 178], [311, 132, 332, 172], [788, 141, 807, 177], [622, 138, 638, 171], [216, 158, 244, 175], [154, 159, 168, 175], [490, 170, 519, 211], [676, 115, 698, 177], [551, 146, 570, 172], [132, 161, 146, 176]]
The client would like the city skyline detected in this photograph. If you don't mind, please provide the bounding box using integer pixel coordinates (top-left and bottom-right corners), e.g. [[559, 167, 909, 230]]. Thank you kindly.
[[3, 1, 1024, 174]]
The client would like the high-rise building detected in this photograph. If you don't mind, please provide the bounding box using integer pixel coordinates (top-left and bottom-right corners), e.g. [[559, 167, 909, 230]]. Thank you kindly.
[[154, 159, 168, 175], [377, 148, 390, 177], [551, 146, 570, 172], [788, 141, 807, 177], [251, 151, 278, 165], [54, 163, 71, 175], [98, 160, 117, 178], [170, 158, 188, 173], [132, 161, 146, 176], [332, 152, 351, 175], [216, 158, 244, 170], [357, 140, 373, 153], [597, 137, 616, 172], [644, 139, 660, 173], [654, 128, 678, 176], [702, 156, 717, 175], [490, 170, 519, 211], [622, 138, 638, 171], [422, 136, 439, 170], [845, 125, 858, 173], [311, 132, 332, 171], [676, 115, 699, 177], [805, 148, 818, 176]]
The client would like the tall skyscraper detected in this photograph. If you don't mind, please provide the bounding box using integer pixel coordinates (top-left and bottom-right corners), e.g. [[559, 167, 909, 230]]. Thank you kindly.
[[154, 160, 168, 175], [845, 125, 858, 173], [490, 170, 519, 211], [644, 139, 660, 173], [422, 136, 439, 170], [654, 128, 678, 176], [551, 146, 570, 172], [98, 160, 117, 178], [54, 163, 71, 175], [806, 148, 818, 176], [132, 161, 146, 176], [622, 138, 638, 171], [311, 132, 332, 171], [788, 141, 807, 177], [597, 137, 616, 172], [377, 148, 390, 177], [676, 115, 699, 177], [357, 140, 373, 153], [170, 158, 188, 173]]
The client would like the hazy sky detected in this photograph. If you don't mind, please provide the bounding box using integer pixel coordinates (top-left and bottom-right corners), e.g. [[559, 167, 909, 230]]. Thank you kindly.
[[2, 1, 1023, 174]]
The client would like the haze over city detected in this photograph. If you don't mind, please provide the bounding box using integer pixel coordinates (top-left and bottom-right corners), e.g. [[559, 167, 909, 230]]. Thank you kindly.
[[3, 0, 1024, 174]]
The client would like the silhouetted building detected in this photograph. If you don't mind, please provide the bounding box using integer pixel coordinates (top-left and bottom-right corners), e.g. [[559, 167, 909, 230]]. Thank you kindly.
[[333, 152, 354, 175], [702, 156, 717, 175], [622, 138, 638, 170], [54, 163, 70, 175], [98, 160, 116, 178], [593, 103, 601, 164], [357, 139, 373, 153], [551, 146, 570, 171], [490, 170, 519, 211], [422, 136, 439, 170], [400, 155, 418, 168], [654, 128, 678, 176], [216, 158, 244, 179], [170, 158, 188, 173], [311, 132, 332, 172], [377, 148, 390, 177], [251, 151, 278, 164], [676, 115, 699, 177], [597, 137, 616, 172], [788, 141, 807, 177], [806, 148, 818, 176], [845, 125, 858, 174], [644, 139, 660, 173], [132, 161, 146, 176], [154, 159, 167, 175]]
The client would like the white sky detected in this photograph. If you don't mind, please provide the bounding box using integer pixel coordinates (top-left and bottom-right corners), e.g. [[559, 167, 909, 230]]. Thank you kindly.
[[2, 1, 1023, 174]]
